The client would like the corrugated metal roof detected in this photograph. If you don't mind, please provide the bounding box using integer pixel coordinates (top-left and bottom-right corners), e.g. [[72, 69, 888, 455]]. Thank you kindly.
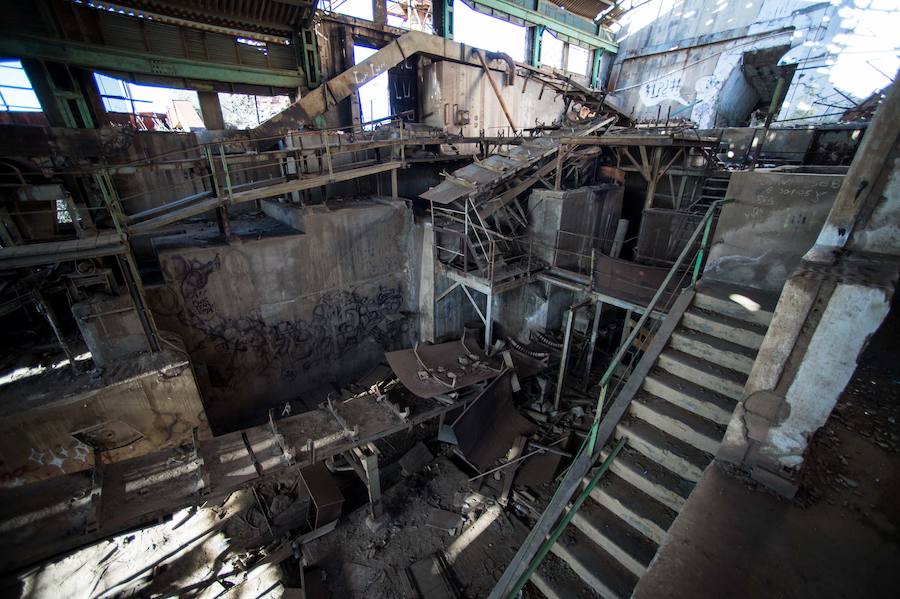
[[547, 0, 614, 21], [95, 0, 316, 37]]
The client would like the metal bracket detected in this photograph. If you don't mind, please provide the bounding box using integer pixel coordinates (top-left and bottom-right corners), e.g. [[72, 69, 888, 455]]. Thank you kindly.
[[269, 409, 296, 466], [192, 426, 210, 496], [325, 394, 360, 440], [375, 393, 410, 421]]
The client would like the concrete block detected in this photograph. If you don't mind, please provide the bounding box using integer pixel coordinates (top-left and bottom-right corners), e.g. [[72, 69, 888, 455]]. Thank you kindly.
[[72, 293, 150, 367]]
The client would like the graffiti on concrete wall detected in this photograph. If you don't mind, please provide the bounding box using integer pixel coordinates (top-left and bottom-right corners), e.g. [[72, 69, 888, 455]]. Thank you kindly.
[[1, 440, 91, 488], [151, 251, 407, 387], [639, 74, 689, 107]]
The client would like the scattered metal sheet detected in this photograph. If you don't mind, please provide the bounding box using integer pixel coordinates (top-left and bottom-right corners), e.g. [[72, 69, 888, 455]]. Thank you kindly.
[[398, 442, 434, 476], [452, 373, 537, 470], [516, 433, 572, 487], [438, 424, 459, 445], [420, 179, 471, 205], [426, 507, 462, 532], [407, 553, 459, 599], [385, 341, 501, 399]]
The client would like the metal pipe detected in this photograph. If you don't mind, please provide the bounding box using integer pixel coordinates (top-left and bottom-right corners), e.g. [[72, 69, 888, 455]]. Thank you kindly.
[[476, 50, 517, 132], [468, 449, 543, 482], [554, 299, 588, 410]]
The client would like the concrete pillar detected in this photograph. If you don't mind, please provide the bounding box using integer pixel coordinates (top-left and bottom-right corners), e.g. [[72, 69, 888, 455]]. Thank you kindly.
[[718, 72, 900, 497], [373, 0, 387, 26], [343, 27, 363, 128], [347, 443, 386, 531], [418, 222, 436, 342], [198, 91, 225, 130]]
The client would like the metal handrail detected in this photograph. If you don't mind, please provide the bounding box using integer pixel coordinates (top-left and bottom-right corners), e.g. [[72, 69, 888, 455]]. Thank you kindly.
[[499, 198, 729, 598], [587, 197, 727, 452]]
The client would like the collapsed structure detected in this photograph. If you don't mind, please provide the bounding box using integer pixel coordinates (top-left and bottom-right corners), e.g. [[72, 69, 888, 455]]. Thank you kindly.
[[0, 0, 897, 597]]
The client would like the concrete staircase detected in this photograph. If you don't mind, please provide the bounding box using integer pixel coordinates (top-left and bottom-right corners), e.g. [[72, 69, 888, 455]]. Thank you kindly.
[[530, 281, 777, 599]]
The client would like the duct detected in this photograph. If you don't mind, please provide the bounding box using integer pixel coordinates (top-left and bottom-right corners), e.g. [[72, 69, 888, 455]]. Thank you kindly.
[[485, 51, 516, 86]]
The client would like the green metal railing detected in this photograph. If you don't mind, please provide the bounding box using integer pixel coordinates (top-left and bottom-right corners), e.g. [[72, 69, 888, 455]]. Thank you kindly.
[[500, 198, 729, 598], [587, 198, 728, 454]]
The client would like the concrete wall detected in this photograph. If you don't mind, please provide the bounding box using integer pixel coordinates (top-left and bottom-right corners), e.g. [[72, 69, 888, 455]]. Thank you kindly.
[[607, 0, 858, 126], [704, 167, 844, 292], [147, 200, 416, 430], [718, 81, 900, 496], [420, 60, 567, 138], [0, 350, 209, 488], [72, 293, 150, 367]]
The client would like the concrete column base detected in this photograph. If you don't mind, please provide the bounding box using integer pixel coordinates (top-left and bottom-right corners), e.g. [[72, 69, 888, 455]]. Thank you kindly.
[[365, 513, 389, 533]]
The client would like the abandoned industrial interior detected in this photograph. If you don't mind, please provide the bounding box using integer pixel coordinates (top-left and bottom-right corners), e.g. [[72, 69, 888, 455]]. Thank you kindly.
[[0, 0, 898, 596]]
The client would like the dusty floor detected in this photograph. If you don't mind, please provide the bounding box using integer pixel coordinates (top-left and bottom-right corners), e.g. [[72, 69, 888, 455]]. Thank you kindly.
[[634, 301, 900, 599], [303, 452, 529, 598]]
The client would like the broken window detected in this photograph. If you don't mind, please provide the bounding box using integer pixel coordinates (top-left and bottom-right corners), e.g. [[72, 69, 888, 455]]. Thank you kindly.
[[540, 30, 564, 69], [567, 45, 590, 76], [218, 93, 292, 129], [94, 73, 203, 129], [453, 0, 527, 62], [353, 45, 392, 126], [0, 60, 42, 112], [387, 0, 434, 33]]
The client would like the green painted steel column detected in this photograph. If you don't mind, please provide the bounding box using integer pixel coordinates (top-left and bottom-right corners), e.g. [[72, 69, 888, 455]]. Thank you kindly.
[[441, 0, 454, 40], [591, 48, 603, 89], [530, 25, 543, 66]]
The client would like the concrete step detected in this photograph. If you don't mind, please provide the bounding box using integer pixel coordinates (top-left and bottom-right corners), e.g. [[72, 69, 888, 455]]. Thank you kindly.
[[616, 417, 712, 482], [550, 525, 638, 599], [569, 494, 659, 578], [601, 445, 694, 511], [670, 327, 756, 375], [531, 551, 601, 599], [586, 472, 676, 545], [657, 349, 747, 401], [643, 369, 738, 425], [682, 309, 768, 350], [629, 391, 726, 455], [694, 280, 777, 327]]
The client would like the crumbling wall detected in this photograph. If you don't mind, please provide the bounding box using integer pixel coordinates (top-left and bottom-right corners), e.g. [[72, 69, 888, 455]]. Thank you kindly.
[[607, 0, 842, 126], [147, 200, 415, 430]]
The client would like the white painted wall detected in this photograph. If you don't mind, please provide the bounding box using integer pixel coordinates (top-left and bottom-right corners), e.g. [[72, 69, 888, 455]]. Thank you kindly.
[[763, 283, 890, 468], [608, 0, 900, 127]]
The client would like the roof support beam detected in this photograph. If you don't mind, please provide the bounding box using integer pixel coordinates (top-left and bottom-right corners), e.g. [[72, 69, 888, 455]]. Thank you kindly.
[[0, 34, 306, 89], [466, 0, 618, 52]]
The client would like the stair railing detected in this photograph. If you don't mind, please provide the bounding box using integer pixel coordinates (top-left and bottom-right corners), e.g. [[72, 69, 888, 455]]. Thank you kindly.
[[588, 197, 727, 452], [492, 198, 730, 599]]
